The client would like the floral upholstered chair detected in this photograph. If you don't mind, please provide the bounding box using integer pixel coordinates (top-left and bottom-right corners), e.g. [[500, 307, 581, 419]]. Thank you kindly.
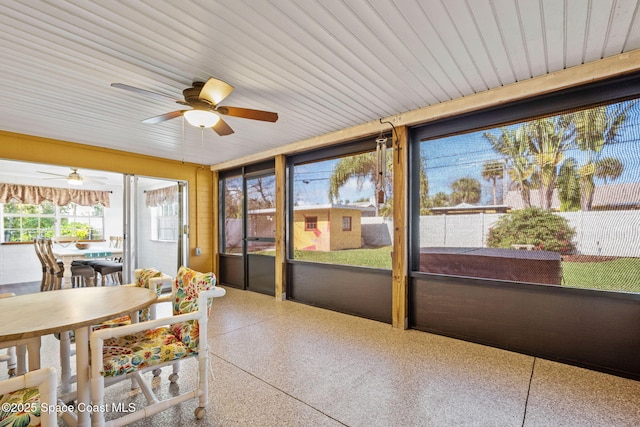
[[0, 367, 57, 427], [89, 266, 225, 426], [97, 268, 172, 327], [58, 268, 172, 394]]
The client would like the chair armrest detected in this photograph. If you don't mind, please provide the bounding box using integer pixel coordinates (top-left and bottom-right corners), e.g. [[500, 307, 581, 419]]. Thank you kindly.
[[156, 294, 173, 304], [90, 288, 223, 342]]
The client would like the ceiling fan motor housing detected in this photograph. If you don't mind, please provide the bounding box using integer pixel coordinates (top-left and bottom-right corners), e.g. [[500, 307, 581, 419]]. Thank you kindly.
[[183, 83, 214, 110]]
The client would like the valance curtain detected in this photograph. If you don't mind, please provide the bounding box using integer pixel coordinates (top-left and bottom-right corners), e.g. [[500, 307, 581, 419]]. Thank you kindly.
[[0, 183, 111, 207], [145, 185, 178, 207]]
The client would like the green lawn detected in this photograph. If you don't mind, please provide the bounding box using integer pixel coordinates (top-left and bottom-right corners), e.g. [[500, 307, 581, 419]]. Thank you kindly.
[[293, 246, 393, 269], [561, 258, 640, 293], [291, 246, 640, 293]]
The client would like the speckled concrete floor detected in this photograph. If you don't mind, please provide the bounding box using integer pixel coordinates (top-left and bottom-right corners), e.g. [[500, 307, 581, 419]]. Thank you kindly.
[[4, 285, 640, 426]]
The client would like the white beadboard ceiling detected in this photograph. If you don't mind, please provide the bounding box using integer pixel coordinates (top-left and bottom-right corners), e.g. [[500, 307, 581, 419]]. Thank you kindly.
[[1, 0, 639, 169]]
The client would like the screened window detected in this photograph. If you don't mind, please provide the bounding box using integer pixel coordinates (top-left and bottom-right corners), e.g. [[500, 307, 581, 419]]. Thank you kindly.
[[415, 99, 640, 293], [291, 146, 393, 269]]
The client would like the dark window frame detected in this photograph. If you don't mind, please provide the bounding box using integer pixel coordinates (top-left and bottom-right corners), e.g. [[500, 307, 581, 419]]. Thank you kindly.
[[342, 216, 352, 231], [304, 216, 318, 231]]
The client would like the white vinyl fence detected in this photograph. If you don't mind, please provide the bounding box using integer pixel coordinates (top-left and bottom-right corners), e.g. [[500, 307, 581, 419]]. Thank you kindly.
[[361, 211, 640, 257]]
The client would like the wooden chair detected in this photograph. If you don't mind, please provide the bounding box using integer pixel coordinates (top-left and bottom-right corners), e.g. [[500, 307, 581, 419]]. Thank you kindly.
[[35, 238, 95, 289], [0, 367, 57, 427], [90, 266, 225, 426]]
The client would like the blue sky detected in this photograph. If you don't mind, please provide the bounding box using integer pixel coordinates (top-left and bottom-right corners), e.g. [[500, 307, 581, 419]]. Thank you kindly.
[[292, 100, 640, 207], [421, 102, 640, 204]]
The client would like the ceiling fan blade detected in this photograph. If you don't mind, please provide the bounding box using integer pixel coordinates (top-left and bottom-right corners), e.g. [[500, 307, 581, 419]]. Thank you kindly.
[[212, 117, 234, 136], [111, 83, 180, 103], [198, 77, 234, 106], [141, 110, 186, 124], [216, 106, 278, 122], [37, 171, 67, 178]]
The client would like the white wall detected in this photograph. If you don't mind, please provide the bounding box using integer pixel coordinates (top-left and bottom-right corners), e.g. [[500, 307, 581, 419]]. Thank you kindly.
[[134, 178, 180, 278]]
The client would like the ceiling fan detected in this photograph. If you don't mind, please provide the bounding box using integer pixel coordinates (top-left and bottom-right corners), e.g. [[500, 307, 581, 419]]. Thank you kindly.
[[37, 168, 107, 186], [111, 77, 279, 136]]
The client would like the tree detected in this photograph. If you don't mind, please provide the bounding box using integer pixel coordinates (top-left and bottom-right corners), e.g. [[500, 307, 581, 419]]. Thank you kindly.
[[430, 192, 450, 208], [522, 116, 572, 209], [328, 152, 381, 214], [481, 160, 504, 205], [486, 207, 576, 254], [450, 177, 481, 205], [571, 102, 634, 210], [484, 127, 534, 207], [556, 158, 581, 211], [328, 150, 429, 216]]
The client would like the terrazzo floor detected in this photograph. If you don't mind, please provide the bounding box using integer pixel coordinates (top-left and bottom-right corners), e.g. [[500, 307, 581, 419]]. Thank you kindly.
[[3, 285, 640, 426]]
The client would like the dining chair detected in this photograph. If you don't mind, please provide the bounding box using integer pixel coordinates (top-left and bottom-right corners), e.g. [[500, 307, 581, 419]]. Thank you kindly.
[[0, 367, 57, 427], [90, 266, 225, 426], [84, 236, 123, 286], [36, 237, 95, 289], [95, 268, 172, 327], [57, 268, 172, 396]]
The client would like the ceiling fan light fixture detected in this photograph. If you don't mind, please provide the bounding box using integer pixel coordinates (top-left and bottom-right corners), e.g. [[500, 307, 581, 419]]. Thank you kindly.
[[67, 174, 83, 186], [184, 110, 220, 128]]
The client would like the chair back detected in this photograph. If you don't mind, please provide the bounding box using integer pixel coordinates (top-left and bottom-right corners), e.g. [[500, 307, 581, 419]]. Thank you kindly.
[[33, 238, 47, 271], [108, 236, 123, 249], [34, 238, 62, 291], [0, 367, 57, 427], [170, 266, 217, 351], [41, 238, 63, 276], [134, 268, 171, 321], [52, 236, 78, 247]]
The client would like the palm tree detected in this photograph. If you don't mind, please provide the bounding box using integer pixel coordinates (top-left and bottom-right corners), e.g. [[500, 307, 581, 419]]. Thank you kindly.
[[450, 177, 481, 205], [484, 128, 534, 207], [523, 116, 572, 209], [571, 102, 634, 210], [328, 150, 429, 216], [328, 152, 382, 215], [556, 158, 581, 211], [430, 192, 450, 208], [481, 160, 504, 205]]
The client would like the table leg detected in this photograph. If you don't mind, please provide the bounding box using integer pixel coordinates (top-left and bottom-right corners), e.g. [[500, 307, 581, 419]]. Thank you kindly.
[[75, 326, 90, 427], [25, 337, 41, 371], [60, 331, 72, 393], [61, 256, 73, 289]]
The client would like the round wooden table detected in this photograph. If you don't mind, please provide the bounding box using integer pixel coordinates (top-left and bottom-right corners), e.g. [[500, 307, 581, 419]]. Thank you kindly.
[[0, 286, 158, 427]]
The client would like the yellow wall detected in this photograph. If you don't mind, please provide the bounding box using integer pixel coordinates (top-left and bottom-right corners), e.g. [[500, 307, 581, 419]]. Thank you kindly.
[[328, 208, 361, 251], [292, 207, 362, 252], [0, 130, 213, 273], [293, 209, 330, 251]]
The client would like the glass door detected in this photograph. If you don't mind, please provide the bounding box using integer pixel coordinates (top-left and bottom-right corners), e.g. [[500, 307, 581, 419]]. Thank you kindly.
[[245, 172, 276, 295], [124, 175, 188, 289]]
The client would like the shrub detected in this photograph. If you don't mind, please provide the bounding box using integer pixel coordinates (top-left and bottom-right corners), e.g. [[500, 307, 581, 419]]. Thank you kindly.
[[486, 207, 576, 254]]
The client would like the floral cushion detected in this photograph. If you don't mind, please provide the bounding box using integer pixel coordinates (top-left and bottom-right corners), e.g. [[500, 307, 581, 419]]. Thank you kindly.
[[170, 266, 216, 352], [94, 268, 165, 331], [0, 386, 41, 426], [135, 268, 164, 322], [93, 314, 131, 331], [101, 327, 192, 377]]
